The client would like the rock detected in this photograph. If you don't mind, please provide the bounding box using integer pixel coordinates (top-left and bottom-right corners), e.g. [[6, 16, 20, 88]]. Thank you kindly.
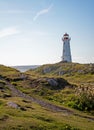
[[20, 74, 28, 80], [43, 68, 51, 73], [59, 71, 64, 75], [77, 70, 84, 74], [7, 101, 20, 109], [47, 78, 58, 87]]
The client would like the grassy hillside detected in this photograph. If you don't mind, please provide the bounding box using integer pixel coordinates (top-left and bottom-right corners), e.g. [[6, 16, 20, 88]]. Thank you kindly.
[[0, 65, 22, 98], [0, 65, 22, 80], [26, 62, 94, 84], [1, 97, 94, 130], [0, 64, 94, 130], [25, 62, 94, 112]]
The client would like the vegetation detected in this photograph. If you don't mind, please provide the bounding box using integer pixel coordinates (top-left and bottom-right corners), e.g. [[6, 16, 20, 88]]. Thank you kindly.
[[26, 62, 94, 112], [68, 85, 94, 111], [26, 62, 94, 77], [0, 97, 94, 130], [0, 65, 22, 81], [0, 63, 94, 130]]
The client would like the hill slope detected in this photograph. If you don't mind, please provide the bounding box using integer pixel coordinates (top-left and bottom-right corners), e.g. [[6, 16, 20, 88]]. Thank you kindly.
[[0, 64, 94, 130], [0, 65, 22, 80], [26, 62, 94, 84], [26, 62, 94, 112]]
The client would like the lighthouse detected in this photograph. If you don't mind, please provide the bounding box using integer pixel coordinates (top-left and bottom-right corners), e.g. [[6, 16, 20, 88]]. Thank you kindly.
[[62, 33, 72, 62]]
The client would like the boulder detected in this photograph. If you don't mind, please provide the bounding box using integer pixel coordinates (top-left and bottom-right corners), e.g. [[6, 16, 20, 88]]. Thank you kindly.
[[43, 67, 51, 73], [47, 78, 58, 87], [7, 101, 20, 109]]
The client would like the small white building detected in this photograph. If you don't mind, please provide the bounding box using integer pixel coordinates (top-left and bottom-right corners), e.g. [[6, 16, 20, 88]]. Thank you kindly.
[[62, 33, 72, 62]]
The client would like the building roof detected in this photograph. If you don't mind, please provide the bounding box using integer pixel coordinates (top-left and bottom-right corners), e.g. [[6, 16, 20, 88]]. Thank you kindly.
[[63, 33, 69, 36]]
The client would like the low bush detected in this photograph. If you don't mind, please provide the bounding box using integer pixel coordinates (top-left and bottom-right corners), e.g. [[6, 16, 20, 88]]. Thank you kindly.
[[67, 86, 94, 111]]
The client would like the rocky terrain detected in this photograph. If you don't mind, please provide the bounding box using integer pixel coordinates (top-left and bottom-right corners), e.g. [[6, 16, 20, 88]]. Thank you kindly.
[[26, 62, 94, 76], [0, 63, 94, 130]]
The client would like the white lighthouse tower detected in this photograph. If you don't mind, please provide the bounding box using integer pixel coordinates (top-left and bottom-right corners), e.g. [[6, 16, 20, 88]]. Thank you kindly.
[[62, 33, 72, 62]]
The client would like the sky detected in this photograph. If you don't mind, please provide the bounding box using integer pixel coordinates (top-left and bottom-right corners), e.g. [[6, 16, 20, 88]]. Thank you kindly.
[[0, 0, 94, 66]]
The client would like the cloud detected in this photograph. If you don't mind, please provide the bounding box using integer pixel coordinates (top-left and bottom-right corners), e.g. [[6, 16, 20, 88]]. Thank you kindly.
[[33, 4, 53, 21], [0, 27, 20, 38]]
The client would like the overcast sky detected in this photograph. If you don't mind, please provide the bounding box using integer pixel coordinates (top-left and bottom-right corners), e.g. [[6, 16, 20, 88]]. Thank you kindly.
[[0, 0, 94, 66]]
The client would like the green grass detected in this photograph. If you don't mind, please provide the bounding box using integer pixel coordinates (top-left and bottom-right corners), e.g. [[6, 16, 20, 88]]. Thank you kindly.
[[25, 62, 94, 112], [26, 62, 94, 85], [12, 74, 94, 113], [0, 82, 12, 98], [0, 97, 94, 130], [26, 62, 94, 76], [0, 65, 21, 80], [0, 63, 94, 129]]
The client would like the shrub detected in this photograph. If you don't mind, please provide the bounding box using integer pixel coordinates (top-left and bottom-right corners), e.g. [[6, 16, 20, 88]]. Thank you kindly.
[[76, 92, 94, 111], [68, 86, 94, 111]]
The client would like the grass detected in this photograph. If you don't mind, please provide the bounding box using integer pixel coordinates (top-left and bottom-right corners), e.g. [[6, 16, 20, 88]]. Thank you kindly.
[[0, 97, 94, 130], [26, 62, 94, 85], [25, 62, 94, 110], [0, 65, 22, 81], [12, 73, 94, 113], [0, 63, 94, 129], [26, 62, 94, 75], [0, 82, 12, 98], [63, 74, 94, 85]]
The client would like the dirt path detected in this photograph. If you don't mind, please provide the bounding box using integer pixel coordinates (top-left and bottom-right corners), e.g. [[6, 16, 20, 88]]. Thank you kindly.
[[6, 80, 72, 113], [3, 78, 94, 121]]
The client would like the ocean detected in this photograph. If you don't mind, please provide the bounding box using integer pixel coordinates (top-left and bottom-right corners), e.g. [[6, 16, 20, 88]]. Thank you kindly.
[[11, 65, 40, 72]]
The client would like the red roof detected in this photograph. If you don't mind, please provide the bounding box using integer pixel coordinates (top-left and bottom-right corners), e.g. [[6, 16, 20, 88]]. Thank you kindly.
[[64, 33, 69, 36]]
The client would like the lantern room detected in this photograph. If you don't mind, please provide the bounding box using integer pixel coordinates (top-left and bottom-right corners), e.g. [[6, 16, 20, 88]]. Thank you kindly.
[[62, 33, 69, 40]]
